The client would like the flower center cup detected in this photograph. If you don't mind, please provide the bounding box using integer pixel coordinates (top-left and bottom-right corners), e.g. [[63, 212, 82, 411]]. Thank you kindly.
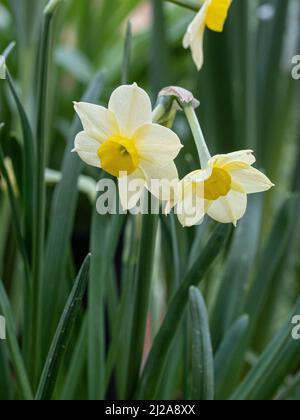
[[98, 135, 140, 177], [205, 0, 232, 32], [204, 167, 231, 200]]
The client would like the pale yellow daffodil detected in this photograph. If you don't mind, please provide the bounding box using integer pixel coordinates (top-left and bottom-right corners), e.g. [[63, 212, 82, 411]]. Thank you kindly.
[[73, 83, 183, 210], [183, 0, 232, 70], [169, 150, 274, 227]]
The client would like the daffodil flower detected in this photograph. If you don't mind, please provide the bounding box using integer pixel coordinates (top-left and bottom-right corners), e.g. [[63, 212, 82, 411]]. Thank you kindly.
[[183, 0, 232, 70], [73, 83, 183, 210], [169, 150, 274, 227]]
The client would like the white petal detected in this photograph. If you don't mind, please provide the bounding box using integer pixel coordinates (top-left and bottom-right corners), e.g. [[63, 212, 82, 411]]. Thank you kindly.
[[118, 168, 146, 210], [165, 167, 211, 215], [108, 84, 152, 137], [140, 161, 179, 201], [183, 0, 210, 48], [74, 102, 118, 142], [213, 150, 256, 167], [207, 190, 247, 226], [231, 167, 274, 193], [185, 165, 213, 183], [74, 131, 101, 168], [134, 123, 183, 165], [183, 0, 210, 70], [175, 181, 206, 227]]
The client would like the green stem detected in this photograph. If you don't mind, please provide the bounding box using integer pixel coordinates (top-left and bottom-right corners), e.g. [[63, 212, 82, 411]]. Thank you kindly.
[[152, 96, 176, 126], [124, 101, 176, 398], [184, 105, 211, 168], [164, 0, 201, 12], [152, 102, 167, 123], [125, 209, 159, 399]]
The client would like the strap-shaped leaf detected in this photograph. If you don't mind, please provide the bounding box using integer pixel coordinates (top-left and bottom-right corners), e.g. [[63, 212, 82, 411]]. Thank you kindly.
[[189, 286, 214, 400], [214, 315, 250, 400], [231, 299, 300, 400], [35, 254, 90, 400], [211, 195, 262, 348], [0, 281, 33, 400], [137, 224, 230, 399], [125, 210, 159, 399]]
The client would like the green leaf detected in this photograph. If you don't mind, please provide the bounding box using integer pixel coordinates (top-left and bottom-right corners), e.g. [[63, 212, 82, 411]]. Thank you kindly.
[[231, 299, 300, 401], [121, 21, 132, 85], [113, 216, 141, 398], [137, 224, 230, 400], [31, 2, 63, 383], [5, 69, 35, 256], [164, 0, 200, 11], [0, 281, 33, 400], [211, 195, 262, 348], [0, 344, 12, 400], [214, 315, 250, 400], [259, 0, 289, 169], [35, 254, 90, 401], [151, 0, 169, 95], [189, 286, 214, 400], [276, 370, 300, 400], [60, 316, 88, 400], [126, 210, 159, 399], [245, 196, 298, 343], [0, 131, 30, 283], [88, 199, 126, 400], [55, 47, 95, 84]]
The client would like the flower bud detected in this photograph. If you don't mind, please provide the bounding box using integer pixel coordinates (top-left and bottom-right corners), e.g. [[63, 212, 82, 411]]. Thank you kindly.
[[159, 86, 200, 110]]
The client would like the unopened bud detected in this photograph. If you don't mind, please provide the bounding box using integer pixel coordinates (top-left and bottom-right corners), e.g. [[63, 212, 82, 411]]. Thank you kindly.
[[159, 86, 200, 110]]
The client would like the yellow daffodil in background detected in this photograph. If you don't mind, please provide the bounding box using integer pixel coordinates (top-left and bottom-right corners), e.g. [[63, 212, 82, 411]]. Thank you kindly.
[[183, 0, 232, 70], [73, 83, 183, 210], [169, 150, 274, 227]]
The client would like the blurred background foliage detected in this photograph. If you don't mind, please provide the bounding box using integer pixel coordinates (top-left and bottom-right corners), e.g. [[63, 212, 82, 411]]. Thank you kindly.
[[0, 0, 300, 400]]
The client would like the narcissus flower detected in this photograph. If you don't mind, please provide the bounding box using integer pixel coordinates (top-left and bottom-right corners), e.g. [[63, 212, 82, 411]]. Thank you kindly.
[[169, 150, 274, 227], [73, 83, 182, 210], [183, 0, 232, 70]]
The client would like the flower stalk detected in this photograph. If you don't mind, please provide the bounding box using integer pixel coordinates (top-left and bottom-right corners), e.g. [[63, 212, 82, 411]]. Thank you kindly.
[[184, 104, 211, 168]]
